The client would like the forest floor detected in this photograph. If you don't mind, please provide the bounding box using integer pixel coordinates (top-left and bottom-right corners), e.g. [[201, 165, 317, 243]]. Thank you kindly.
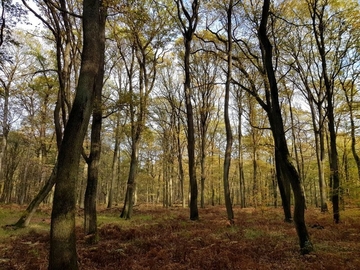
[[0, 204, 360, 270]]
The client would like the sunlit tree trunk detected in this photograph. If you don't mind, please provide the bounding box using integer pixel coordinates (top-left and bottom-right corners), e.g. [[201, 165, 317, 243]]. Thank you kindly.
[[83, 8, 106, 244], [48, 0, 103, 268]]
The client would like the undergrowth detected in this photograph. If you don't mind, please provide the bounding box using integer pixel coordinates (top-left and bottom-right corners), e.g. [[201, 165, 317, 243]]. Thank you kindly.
[[1, 205, 360, 269]]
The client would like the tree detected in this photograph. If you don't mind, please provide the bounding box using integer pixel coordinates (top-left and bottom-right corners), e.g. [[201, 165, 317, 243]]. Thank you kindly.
[[190, 42, 220, 208], [217, 0, 293, 221], [258, 0, 313, 254], [113, 0, 174, 219], [156, 58, 186, 207], [0, 1, 27, 191], [48, 0, 105, 268], [82, 5, 106, 244], [174, 0, 200, 220], [222, 0, 236, 222], [305, 0, 360, 223]]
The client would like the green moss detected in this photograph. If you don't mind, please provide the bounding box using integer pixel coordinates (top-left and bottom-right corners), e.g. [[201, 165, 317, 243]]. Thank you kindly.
[[243, 228, 263, 239]]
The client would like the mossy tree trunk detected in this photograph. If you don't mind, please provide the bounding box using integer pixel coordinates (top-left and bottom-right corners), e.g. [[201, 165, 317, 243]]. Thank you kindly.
[[83, 7, 106, 244], [48, 0, 103, 269]]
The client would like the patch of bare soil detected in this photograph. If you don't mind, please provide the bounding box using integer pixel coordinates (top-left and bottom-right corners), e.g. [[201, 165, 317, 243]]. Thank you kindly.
[[1, 206, 360, 269]]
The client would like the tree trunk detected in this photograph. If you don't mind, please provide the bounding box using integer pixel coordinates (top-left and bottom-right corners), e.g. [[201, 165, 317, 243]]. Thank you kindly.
[[48, 1, 103, 268], [108, 114, 120, 208], [259, 0, 313, 254], [120, 142, 138, 219], [83, 9, 106, 244], [175, 0, 200, 220], [13, 167, 56, 227], [308, 0, 340, 223], [184, 37, 199, 220], [176, 117, 186, 208], [200, 142, 206, 208], [0, 79, 10, 202], [223, 0, 234, 222], [274, 150, 292, 222]]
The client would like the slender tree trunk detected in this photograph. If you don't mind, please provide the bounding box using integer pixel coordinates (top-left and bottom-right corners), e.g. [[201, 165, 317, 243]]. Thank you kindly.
[[175, 0, 200, 220], [308, 0, 340, 224], [259, 0, 313, 254], [48, 1, 103, 268], [108, 115, 120, 208], [185, 37, 198, 220], [120, 142, 138, 219], [200, 140, 206, 208], [340, 78, 360, 182], [223, 0, 234, 222], [237, 102, 246, 208], [176, 118, 186, 208], [12, 167, 56, 227], [0, 81, 10, 202]]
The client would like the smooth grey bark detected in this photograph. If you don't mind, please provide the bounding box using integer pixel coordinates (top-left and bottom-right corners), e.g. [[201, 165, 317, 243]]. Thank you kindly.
[[48, 0, 103, 268]]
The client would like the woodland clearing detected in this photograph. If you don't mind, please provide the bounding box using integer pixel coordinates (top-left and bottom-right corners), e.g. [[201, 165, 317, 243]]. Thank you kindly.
[[0, 205, 359, 269]]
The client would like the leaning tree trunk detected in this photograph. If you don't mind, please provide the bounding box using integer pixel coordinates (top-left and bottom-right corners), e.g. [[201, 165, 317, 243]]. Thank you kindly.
[[259, 0, 313, 254], [274, 151, 292, 222], [12, 167, 56, 227], [48, 0, 103, 269]]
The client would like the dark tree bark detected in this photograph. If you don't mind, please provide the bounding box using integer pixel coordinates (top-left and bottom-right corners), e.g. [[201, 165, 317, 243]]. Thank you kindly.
[[258, 0, 313, 254], [48, 0, 104, 268], [274, 151, 292, 222], [175, 0, 200, 220], [223, 0, 235, 222]]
